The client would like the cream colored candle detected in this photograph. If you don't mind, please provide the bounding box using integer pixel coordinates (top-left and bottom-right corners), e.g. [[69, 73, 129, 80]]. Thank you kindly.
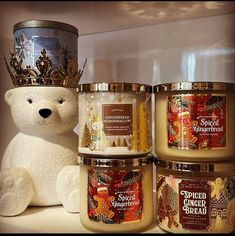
[[154, 82, 235, 161], [79, 155, 153, 232], [155, 158, 235, 233], [77, 83, 152, 156]]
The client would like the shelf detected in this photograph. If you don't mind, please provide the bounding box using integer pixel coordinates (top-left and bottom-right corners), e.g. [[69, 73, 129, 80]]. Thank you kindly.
[[1, 2, 235, 38], [0, 206, 164, 233]]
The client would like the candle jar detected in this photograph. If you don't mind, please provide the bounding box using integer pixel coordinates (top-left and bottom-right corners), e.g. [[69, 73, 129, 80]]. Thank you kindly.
[[77, 83, 152, 156], [154, 82, 235, 161], [155, 158, 235, 233], [13, 20, 78, 70], [79, 154, 153, 232]]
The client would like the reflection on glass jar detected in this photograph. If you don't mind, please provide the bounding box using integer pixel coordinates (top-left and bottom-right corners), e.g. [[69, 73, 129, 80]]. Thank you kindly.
[[77, 83, 152, 156], [154, 82, 235, 161], [155, 158, 235, 233], [79, 154, 153, 232]]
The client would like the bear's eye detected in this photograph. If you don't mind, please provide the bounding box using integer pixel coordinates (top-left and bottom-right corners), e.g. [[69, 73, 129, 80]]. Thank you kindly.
[[27, 98, 33, 104], [58, 98, 65, 104]]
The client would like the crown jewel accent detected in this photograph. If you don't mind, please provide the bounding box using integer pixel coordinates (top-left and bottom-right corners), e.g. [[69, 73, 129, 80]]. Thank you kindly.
[[4, 48, 87, 88]]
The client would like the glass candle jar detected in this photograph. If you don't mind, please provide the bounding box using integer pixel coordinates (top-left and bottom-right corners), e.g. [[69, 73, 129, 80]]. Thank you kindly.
[[154, 82, 235, 161], [79, 154, 153, 232], [13, 20, 78, 70], [155, 158, 235, 233], [77, 83, 152, 156]]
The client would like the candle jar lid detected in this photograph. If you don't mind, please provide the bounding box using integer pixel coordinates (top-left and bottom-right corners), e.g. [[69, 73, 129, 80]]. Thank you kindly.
[[154, 81, 235, 92], [154, 157, 235, 173], [14, 20, 78, 36], [79, 154, 153, 167], [77, 82, 152, 93]]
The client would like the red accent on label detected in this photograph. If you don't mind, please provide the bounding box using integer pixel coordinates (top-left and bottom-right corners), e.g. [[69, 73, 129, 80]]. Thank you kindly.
[[179, 180, 211, 230], [168, 94, 226, 149], [88, 169, 143, 224]]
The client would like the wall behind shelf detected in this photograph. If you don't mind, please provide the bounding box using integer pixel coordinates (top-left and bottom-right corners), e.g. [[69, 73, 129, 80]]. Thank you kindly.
[[0, 12, 235, 161], [78, 13, 235, 85]]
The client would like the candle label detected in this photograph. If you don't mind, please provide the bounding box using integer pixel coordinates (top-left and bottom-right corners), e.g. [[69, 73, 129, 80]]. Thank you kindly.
[[179, 180, 210, 230], [33, 36, 60, 67], [102, 104, 133, 136], [157, 174, 235, 232], [87, 169, 143, 224], [78, 93, 152, 154], [14, 28, 77, 70], [167, 94, 226, 150]]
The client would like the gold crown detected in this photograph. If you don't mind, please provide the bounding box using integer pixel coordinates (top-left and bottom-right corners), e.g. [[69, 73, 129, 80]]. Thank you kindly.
[[4, 48, 87, 88]]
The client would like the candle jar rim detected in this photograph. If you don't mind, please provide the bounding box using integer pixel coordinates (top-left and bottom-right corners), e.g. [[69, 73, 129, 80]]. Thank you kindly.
[[154, 81, 235, 92], [79, 154, 153, 167], [77, 82, 152, 93], [154, 157, 235, 173], [14, 20, 78, 36]]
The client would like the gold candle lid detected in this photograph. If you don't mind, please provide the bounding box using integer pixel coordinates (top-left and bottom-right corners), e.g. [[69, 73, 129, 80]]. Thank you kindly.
[[14, 20, 78, 36], [154, 157, 235, 173], [79, 154, 153, 167], [154, 82, 235, 92], [77, 82, 152, 93]]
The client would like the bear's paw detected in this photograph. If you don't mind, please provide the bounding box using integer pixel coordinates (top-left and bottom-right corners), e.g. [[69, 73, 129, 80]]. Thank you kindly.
[[57, 165, 80, 213], [0, 167, 34, 216]]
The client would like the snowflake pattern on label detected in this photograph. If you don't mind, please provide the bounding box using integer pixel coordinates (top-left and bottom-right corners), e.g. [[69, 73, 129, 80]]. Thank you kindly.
[[15, 32, 33, 59]]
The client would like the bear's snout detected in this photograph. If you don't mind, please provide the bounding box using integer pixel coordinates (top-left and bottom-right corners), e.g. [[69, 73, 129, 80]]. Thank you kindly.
[[39, 108, 52, 119]]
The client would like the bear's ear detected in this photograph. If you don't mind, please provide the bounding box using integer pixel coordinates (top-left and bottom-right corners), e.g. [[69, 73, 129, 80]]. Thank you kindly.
[[4, 89, 14, 105]]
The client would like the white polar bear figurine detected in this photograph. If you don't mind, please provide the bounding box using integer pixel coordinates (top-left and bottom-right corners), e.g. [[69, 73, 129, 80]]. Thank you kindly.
[[0, 86, 80, 216]]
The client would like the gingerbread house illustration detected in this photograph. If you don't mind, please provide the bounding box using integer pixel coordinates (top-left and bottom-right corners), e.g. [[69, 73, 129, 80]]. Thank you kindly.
[[211, 193, 228, 219]]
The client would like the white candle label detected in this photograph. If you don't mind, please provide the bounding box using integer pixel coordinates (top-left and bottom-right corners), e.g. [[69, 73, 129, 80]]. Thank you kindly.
[[179, 180, 210, 230], [167, 94, 226, 150], [102, 104, 133, 136], [87, 169, 143, 224]]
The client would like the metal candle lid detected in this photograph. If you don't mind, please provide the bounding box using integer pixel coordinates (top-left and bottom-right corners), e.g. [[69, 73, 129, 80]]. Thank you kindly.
[[154, 82, 235, 92], [77, 82, 153, 93], [154, 158, 235, 173], [79, 154, 153, 167], [14, 20, 78, 36]]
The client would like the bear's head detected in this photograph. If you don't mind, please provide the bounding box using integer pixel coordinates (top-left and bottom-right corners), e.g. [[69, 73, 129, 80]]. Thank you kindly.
[[5, 86, 78, 136]]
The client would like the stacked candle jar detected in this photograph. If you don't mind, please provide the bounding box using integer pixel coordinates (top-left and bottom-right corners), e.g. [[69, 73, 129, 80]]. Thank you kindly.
[[77, 82, 154, 232], [154, 82, 235, 233]]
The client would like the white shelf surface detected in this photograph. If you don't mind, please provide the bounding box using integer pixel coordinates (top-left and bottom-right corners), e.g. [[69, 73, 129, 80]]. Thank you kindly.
[[0, 206, 164, 233]]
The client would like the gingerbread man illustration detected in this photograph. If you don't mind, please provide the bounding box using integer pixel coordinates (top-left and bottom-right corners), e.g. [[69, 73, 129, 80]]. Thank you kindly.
[[211, 178, 225, 200], [93, 183, 115, 219], [174, 111, 198, 143]]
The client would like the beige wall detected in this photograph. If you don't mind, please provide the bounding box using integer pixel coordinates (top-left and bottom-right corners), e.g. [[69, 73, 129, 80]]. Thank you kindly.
[[0, 2, 235, 160], [0, 38, 18, 160], [78, 13, 235, 85]]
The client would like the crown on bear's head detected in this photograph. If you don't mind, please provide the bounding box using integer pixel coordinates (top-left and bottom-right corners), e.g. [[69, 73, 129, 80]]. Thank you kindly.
[[4, 48, 87, 88]]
